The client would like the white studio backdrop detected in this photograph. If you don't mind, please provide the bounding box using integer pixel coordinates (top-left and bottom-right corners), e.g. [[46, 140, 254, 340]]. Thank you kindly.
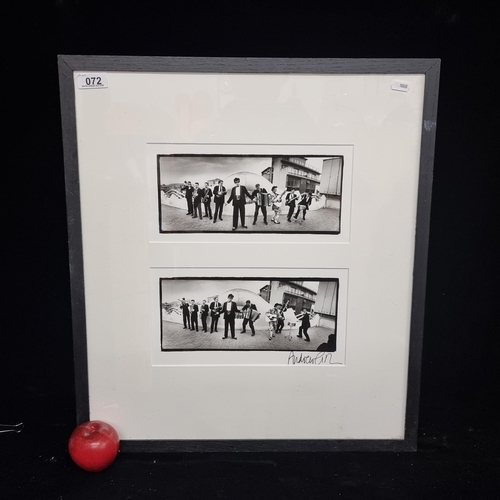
[[73, 72, 424, 440]]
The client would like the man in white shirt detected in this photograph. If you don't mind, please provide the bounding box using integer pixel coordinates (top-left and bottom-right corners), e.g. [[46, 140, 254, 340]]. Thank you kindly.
[[210, 296, 222, 333], [226, 177, 252, 231], [222, 293, 239, 339]]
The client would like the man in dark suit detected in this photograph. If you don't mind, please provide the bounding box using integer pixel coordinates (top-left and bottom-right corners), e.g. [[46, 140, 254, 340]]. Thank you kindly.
[[180, 298, 191, 329], [241, 300, 257, 336], [202, 182, 213, 220], [192, 182, 203, 220], [296, 308, 314, 342], [285, 186, 301, 222], [212, 180, 226, 223], [222, 293, 239, 339], [210, 296, 222, 333], [251, 184, 268, 225], [180, 181, 194, 215], [200, 299, 209, 332], [189, 299, 199, 331], [226, 177, 253, 231]]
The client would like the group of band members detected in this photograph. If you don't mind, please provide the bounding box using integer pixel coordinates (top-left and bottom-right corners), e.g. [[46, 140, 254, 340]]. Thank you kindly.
[[179, 295, 315, 342], [180, 180, 219, 222], [265, 301, 315, 341], [179, 295, 259, 339], [180, 178, 317, 230]]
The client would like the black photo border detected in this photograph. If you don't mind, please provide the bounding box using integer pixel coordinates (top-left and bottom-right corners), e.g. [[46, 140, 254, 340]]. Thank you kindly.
[[159, 276, 340, 352], [58, 56, 440, 452], [157, 154, 344, 235]]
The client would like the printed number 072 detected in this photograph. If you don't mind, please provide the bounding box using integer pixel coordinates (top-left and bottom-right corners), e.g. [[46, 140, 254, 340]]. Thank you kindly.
[[85, 77, 102, 86]]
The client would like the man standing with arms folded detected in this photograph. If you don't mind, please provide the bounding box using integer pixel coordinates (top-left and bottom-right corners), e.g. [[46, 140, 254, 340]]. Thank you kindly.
[[226, 177, 252, 231], [222, 294, 239, 340]]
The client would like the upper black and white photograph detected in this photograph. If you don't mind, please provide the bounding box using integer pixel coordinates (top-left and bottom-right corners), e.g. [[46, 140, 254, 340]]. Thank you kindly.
[[160, 277, 339, 352], [157, 155, 343, 233]]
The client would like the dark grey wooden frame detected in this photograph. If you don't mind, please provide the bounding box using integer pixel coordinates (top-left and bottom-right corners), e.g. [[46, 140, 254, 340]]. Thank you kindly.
[[58, 56, 440, 452]]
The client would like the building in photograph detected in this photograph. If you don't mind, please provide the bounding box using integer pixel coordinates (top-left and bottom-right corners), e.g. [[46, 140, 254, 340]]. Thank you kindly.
[[314, 280, 338, 329], [261, 157, 321, 192], [259, 284, 271, 302], [318, 157, 343, 209], [268, 280, 317, 314]]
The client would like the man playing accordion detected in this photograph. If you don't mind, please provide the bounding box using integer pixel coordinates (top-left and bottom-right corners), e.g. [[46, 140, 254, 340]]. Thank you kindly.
[[251, 183, 269, 226], [241, 300, 258, 336]]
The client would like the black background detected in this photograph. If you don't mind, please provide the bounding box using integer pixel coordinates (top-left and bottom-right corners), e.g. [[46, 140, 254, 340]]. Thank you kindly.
[[3, 1, 498, 498]]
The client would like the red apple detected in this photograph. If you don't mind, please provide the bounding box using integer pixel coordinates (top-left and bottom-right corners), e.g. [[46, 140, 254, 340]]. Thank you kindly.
[[68, 420, 119, 472]]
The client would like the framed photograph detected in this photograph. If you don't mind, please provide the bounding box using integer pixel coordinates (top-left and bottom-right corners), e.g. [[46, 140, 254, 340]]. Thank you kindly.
[[58, 56, 440, 451]]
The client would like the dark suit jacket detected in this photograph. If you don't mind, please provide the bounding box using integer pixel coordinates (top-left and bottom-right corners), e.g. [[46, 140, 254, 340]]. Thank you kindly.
[[227, 185, 252, 206], [298, 193, 313, 207], [285, 190, 300, 206], [181, 185, 194, 199], [222, 301, 238, 319], [202, 188, 212, 202], [193, 188, 204, 203], [213, 185, 227, 203], [300, 312, 311, 328], [201, 304, 209, 316], [210, 301, 222, 316]]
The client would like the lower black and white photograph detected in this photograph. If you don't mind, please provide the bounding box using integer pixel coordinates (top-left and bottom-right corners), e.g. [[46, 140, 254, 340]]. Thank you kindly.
[[157, 155, 343, 234], [160, 278, 339, 352]]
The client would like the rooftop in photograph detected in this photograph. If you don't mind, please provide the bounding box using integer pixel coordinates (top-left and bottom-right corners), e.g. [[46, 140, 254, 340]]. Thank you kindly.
[[280, 157, 322, 175]]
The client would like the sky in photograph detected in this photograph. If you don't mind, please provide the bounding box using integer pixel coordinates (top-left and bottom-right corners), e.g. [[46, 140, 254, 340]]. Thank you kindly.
[[159, 156, 327, 185], [161, 279, 321, 303], [161, 279, 269, 303]]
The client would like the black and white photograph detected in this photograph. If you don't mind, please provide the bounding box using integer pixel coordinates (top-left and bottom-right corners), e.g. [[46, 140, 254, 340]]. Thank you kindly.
[[158, 155, 343, 233], [160, 278, 339, 351]]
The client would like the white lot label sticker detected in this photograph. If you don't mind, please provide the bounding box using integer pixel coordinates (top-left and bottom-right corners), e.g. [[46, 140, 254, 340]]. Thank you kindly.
[[391, 80, 410, 92], [77, 73, 108, 89]]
